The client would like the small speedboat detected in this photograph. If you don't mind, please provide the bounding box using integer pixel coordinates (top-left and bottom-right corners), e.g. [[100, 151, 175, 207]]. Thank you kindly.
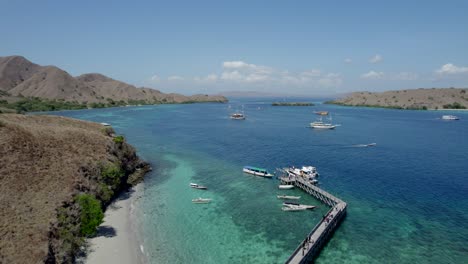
[[190, 183, 208, 190], [283, 202, 316, 210], [442, 115, 459, 120], [230, 113, 246, 120], [192, 198, 212, 204], [278, 185, 294, 190], [243, 166, 274, 178], [281, 206, 308, 212], [277, 195, 301, 200]]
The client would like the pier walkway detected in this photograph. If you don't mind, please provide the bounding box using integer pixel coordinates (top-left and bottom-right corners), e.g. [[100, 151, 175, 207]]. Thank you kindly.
[[280, 176, 347, 263]]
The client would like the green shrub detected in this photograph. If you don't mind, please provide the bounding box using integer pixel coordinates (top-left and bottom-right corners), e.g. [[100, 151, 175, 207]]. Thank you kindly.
[[101, 163, 124, 186], [443, 102, 466, 109], [76, 194, 104, 236], [98, 183, 114, 203], [113, 135, 125, 144]]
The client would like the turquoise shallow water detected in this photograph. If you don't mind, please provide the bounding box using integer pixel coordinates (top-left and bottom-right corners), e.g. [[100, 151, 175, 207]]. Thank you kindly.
[[49, 100, 468, 263]]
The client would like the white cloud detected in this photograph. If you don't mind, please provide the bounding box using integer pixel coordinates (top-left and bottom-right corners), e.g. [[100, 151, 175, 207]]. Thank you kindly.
[[436, 63, 468, 74], [318, 73, 343, 87], [369, 54, 383, 64], [219, 60, 342, 88], [150, 75, 160, 82], [195, 74, 218, 82], [393, 72, 418, 80], [300, 69, 322, 77], [361, 71, 384, 79], [168, 75, 184, 81], [344, 58, 352, 63]]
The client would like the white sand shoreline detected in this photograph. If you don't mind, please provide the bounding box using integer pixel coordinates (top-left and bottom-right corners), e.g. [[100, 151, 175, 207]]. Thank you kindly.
[[83, 185, 145, 264]]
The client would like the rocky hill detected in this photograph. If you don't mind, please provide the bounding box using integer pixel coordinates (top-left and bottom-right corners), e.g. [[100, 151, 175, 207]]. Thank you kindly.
[[0, 56, 227, 107], [327, 88, 468, 110], [0, 114, 150, 263]]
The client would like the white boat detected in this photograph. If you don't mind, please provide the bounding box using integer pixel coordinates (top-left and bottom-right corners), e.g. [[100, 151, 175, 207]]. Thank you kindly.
[[192, 197, 212, 204], [286, 166, 319, 178], [442, 115, 459, 120], [283, 202, 316, 210], [230, 113, 246, 120], [284, 166, 319, 185], [314, 111, 329, 116], [277, 195, 301, 200], [310, 116, 337, 129], [278, 185, 294, 189], [243, 166, 273, 178], [190, 183, 208, 190], [281, 206, 308, 211]]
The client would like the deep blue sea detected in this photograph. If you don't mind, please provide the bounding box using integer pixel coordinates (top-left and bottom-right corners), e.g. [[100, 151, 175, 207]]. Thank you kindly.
[[49, 99, 468, 263]]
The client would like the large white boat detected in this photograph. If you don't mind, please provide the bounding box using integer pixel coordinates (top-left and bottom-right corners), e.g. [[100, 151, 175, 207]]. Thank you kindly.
[[230, 113, 246, 120], [190, 183, 208, 190], [277, 195, 301, 200], [442, 115, 459, 120], [286, 166, 319, 178], [310, 116, 337, 129], [278, 185, 294, 189], [243, 166, 273, 178], [192, 198, 212, 204], [283, 202, 316, 210], [284, 166, 319, 184]]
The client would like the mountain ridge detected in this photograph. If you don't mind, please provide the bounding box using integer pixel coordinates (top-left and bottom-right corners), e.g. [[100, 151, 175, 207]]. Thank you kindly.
[[327, 88, 468, 110], [0, 55, 227, 105]]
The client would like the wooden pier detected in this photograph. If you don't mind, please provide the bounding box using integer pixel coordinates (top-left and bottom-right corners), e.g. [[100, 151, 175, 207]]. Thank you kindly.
[[280, 176, 347, 263]]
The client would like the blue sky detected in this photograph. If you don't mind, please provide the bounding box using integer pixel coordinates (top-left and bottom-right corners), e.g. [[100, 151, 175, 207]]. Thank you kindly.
[[1, 0, 468, 95]]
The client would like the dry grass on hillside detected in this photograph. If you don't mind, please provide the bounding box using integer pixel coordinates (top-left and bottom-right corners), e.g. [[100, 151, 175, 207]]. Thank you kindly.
[[0, 114, 114, 264]]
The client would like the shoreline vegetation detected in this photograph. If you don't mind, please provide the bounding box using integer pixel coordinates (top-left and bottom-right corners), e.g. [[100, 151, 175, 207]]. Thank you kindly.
[[0, 114, 151, 263], [272, 102, 314, 106], [0, 96, 227, 114], [326, 88, 468, 110]]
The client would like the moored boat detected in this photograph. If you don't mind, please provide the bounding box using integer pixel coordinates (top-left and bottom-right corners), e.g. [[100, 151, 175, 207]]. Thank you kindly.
[[278, 185, 294, 189], [286, 166, 319, 178], [277, 195, 301, 199], [314, 111, 329, 116], [243, 166, 273, 178], [281, 206, 308, 211], [283, 202, 316, 210], [310, 115, 338, 129], [190, 183, 208, 190], [192, 197, 212, 204]]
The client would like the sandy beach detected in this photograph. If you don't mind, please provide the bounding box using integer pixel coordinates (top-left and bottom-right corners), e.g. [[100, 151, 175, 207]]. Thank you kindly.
[[84, 186, 145, 264]]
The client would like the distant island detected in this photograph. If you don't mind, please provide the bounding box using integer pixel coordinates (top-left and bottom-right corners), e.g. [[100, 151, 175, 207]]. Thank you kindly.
[[272, 102, 314, 106], [0, 114, 150, 263], [326, 88, 468, 110], [0, 56, 227, 113]]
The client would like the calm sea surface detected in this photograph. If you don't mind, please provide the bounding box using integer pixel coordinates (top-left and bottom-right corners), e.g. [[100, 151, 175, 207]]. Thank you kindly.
[[50, 98, 468, 263]]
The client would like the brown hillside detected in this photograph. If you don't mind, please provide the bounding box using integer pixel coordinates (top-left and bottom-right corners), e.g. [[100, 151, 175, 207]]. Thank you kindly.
[[0, 114, 148, 263], [0, 55, 227, 105], [329, 88, 468, 110], [0, 56, 41, 91]]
